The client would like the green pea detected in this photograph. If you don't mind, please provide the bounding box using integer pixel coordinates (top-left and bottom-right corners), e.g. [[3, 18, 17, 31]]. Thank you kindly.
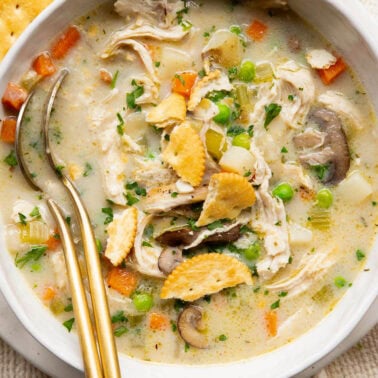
[[272, 182, 294, 202], [132, 293, 153, 312], [232, 132, 250, 149], [213, 103, 231, 125], [316, 188, 333, 209], [243, 243, 260, 260], [238, 61, 256, 82]]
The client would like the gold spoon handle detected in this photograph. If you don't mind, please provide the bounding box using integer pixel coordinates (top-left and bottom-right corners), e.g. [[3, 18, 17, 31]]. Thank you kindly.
[[62, 177, 121, 378], [47, 198, 103, 378]]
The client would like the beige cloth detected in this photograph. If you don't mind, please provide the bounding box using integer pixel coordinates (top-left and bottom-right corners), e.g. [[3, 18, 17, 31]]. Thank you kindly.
[[0, 0, 377, 377]]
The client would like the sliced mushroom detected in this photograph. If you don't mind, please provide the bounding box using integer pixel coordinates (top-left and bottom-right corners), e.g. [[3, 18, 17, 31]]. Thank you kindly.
[[156, 228, 197, 247], [307, 108, 350, 185], [156, 225, 242, 248], [158, 248, 183, 275], [177, 306, 208, 349]]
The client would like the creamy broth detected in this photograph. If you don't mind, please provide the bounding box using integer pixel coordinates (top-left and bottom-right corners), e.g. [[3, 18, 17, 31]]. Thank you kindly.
[[1, 0, 378, 365]]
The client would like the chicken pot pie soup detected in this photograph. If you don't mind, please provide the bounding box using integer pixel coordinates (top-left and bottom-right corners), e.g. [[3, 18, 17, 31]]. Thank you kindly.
[[0, 0, 377, 364]]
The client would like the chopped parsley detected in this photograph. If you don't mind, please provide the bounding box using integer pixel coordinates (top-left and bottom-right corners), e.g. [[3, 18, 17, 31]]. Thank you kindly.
[[198, 68, 206, 78], [244, 170, 251, 177], [264, 103, 282, 129], [126, 80, 144, 111], [227, 125, 245, 137], [230, 25, 242, 35], [63, 318, 75, 332], [95, 238, 103, 253], [187, 218, 199, 231], [372, 201, 377, 206], [83, 162, 93, 177], [29, 207, 41, 219], [110, 70, 119, 89], [270, 299, 280, 309], [154, 61, 161, 68], [240, 225, 253, 234], [288, 94, 295, 101], [218, 334, 228, 341], [101, 207, 114, 225], [247, 125, 254, 137], [65, 216, 71, 225], [125, 192, 139, 206], [125, 181, 147, 196], [18, 213, 27, 225], [281, 146, 288, 153], [4, 150, 18, 167], [228, 66, 238, 81], [171, 192, 178, 198], [111, 310, 128, 324], [64, 303, 73, 312], [15, 246, 47, 268], [206, 90, 230, 102], [116, 112, 125, 136], [170, 320, 177, 332], [207, 219, 226, 231], [184, 342, 190, 352], [311, 164, 329, 180], [278, 291, 288, 297], [142, 241, 153, 247], [144, 224, 154, 239], [55, 165, 65, 177], [174, 74, 186, 86], [356, 249, 365, 261], [114, 326, 128, 337]]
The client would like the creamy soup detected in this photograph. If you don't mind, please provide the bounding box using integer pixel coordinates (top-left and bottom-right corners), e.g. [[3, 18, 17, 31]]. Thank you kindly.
[[1, 0, 377, 365]]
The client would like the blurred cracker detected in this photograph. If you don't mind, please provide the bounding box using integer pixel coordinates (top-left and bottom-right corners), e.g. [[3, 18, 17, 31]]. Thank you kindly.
[[0, 0, 52, 59]]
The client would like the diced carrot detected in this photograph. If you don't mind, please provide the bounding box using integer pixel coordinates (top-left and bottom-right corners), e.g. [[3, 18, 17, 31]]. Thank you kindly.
[[149, 312, 169, 331], [265, 311, 278, 337], [43, 286, 56, 301], [107, 267, 138, 297], [246, 20, 268, 41], [1, 117, 17, 144], [51, 26, 81, 60], [32, 52, 56, 77], [1, 82, 28, 112], [172, 71, 198, 98], [99, 68, 112, 84], [317, 57, 347, 85], [46, 229, 61, 251]]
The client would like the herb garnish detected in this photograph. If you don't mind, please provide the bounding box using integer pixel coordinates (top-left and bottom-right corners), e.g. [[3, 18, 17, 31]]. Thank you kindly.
[[311, 164, 329, 180], [63, 318, 75, 332], [111, 310, 128, 324], [101, 207, 114, 225], [227, 125, 245, 137], [270, 299, 280, 309], [110, 70, 119, 89], [15, 246, 47, 268], [83, 162, 93, 177], [126, 80, 144, 111], [4, 150, 18, 167], [264, 103, 282, 128], [18, 213, 27, 225], [356, 249, 365, 261], [116, 112, 125, 136]]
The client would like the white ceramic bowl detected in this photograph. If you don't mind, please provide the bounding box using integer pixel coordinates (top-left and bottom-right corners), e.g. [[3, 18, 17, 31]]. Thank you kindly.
[[0, 1, 378, 377]]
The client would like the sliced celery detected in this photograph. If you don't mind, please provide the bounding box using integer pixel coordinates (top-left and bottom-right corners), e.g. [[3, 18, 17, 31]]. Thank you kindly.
[[20, 221, 49, 244]]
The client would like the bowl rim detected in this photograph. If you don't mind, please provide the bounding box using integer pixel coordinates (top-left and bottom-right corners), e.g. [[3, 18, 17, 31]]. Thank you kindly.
[[0, 0, 378, 377]]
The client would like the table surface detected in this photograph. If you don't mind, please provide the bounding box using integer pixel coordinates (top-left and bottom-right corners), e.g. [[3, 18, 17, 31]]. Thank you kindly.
[[1, 0, 378, 377]]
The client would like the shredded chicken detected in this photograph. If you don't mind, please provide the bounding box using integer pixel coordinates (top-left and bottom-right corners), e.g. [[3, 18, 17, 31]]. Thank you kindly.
[[280, 162, 314, 191], [276, 60, 316, 127], [133, 158, 177, 188], [141, 184, 208, 213], [133, 75, 159, 105], [266, 248, 337, 297], [114, 0, 183, 27], [299, 146, 334, 166], [102, 39, 159, 83], [188, 70, 233, 111], [305, 49, 337, 69], [133, 214, 165, 278], [293, 128, 326, 150], [318, 91, 363, 131], [50, 250, 69, 291], [250, 144, 291, 279]]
